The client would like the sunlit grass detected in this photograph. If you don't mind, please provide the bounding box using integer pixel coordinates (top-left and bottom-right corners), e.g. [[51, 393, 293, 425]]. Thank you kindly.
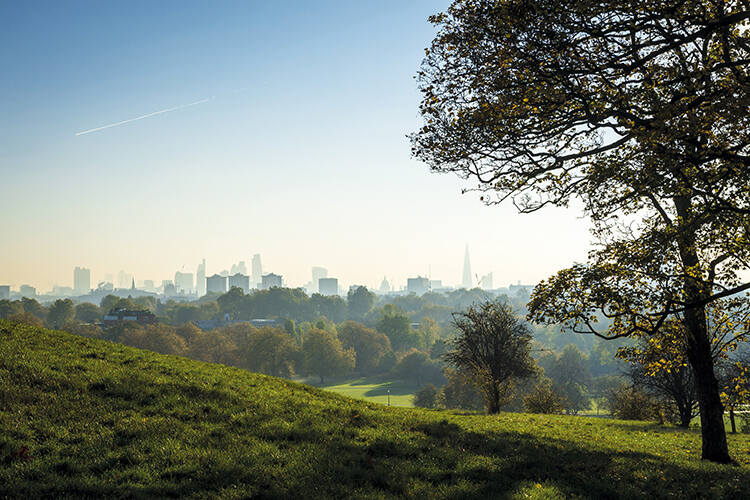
[[316, 375, 418, 407], [2, 319, 750, 499]]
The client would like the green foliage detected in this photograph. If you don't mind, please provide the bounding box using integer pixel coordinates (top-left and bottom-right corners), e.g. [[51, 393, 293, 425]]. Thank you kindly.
[[75, 302, 102, 323], [523, 379, 565, 415], [392, 349, 445, 388], [2, 320, 750, 498], [414, 384, 439, 409], [338, 321, 393, 374], [610, 386, 660, 422], [46, 299, 75, 329], [347, 286, 375, 321], [376, 304, 414, 352], [439, 368, 485, 412], [539, 345, 592, 414], [302, 328, 355, 383]]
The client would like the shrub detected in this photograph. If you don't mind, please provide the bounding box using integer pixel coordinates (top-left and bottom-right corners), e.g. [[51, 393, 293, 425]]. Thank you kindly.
[[523, 379, 564, 414], [414, 384, 439, 409], [609, 386, 659, 421]]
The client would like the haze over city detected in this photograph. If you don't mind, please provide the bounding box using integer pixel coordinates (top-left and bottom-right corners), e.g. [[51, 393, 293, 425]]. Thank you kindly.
[[0, 0, 593, 293]]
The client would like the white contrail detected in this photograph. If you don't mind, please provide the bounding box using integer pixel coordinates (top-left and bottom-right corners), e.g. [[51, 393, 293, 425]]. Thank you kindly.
[[75, 97, 214, 136]]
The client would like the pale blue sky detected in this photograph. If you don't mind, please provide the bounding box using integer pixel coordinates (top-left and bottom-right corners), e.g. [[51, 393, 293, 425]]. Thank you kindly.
[[0, 1, 592, 292]]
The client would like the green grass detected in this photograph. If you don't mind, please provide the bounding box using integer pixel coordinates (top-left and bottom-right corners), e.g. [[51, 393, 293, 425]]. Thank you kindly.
[[315, 375, 418, 407], [2, 320, 750, 499]]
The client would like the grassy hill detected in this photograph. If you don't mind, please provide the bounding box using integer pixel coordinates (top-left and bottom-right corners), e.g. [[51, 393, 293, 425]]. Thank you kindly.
[[2, 320, 750, 499]]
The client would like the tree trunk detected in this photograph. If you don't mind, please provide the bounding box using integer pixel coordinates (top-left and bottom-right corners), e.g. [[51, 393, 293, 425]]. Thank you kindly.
[[730, 408, 736, 434], [486, 383, 501, 414], [674, 196, 732, 463]]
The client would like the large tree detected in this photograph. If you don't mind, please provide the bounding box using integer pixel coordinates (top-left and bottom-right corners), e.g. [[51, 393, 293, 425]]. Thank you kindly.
[[413, 0, 750, 462], [446, 301, 536, 413]]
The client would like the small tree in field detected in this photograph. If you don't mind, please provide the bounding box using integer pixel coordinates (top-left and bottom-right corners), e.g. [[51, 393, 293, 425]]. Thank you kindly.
[[446, 301, 535, 414]]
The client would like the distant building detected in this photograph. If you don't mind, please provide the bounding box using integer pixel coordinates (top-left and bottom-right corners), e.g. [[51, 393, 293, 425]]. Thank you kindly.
[[429, 280, 443, 290], [407, 276, 430, 296], [479, 273, 493, 290], [311, 267, 328, 293], [228, 273, 250, 293], [142, 280, 155, 292], [0, 286, 9, 300], [103, 308, 157, 327], [162, 280, 177, 297], [261, 273, 282, 290], [74, 266, 91, 295], [462, 244, 473, 289], [174, 271, 194, 294], [196, 259, 206, 296], [52, 286, 74, 296], [116, 270, 133, 289], [206, 274, 228, 294], [19, 285, 36, 298], [379, 276, 391, 293], [251, 254, 263, 288], [318, 277, 338, 296]]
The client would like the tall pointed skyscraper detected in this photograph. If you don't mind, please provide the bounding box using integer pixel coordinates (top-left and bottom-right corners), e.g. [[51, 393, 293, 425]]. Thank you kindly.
[[462, 244, 473, 289]]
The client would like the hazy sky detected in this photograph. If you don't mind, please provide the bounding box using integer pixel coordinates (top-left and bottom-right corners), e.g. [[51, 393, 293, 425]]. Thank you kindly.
[[0, 1, 593, 292]]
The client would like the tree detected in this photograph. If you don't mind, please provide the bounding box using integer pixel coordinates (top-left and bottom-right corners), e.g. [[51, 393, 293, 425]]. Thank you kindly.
[[20, 298, 46, 323], [302, 328, 355, 384], [439, 367, 485, 411], [376, 305, 414, 352], [392, 349, 445, 387], [75, 302, 102, 323], [414, 384, 440, 409], [347, 286, 375, 321], [47, 299, 75, 329], [413, 0, 750, 462], [541, 344, 592, 414], [241, 326, 300, 378], [338, 321, 393, 374], [445, 301, 535, 413], [100, 295, 119, 312]]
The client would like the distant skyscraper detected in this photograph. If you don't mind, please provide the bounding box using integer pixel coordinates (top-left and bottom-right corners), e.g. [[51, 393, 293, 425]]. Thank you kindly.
[[174, 271, 194, 294], [251, 254, 263, 287], [196, 259, 206, 296], [228, 273, 250, 293], [206, 274, 228, 294], [116, 270, 132, 289], [19, 285, 36, 297], [261, 273, 282, 290], [462, 244, 473, 289], [311, 266, 328, 293], [74, 266, 91, 295], [0, 286, 9, 300], [318, 277, 338, 296], [407, 276, 430, 296], [479, 272, 493, 290]]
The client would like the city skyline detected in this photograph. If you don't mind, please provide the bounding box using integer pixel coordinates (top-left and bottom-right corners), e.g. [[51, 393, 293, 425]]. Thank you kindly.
[[0, 249, 535, 296], [1, 1, 594, 295]]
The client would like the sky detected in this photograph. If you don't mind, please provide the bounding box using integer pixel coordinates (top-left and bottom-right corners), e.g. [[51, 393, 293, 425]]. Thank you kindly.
[[0, 0, 593, 293]]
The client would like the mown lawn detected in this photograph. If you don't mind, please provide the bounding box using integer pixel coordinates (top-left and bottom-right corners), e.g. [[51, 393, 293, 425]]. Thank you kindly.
[[317, 375, 418, 407], [2, 319, 750, 499]]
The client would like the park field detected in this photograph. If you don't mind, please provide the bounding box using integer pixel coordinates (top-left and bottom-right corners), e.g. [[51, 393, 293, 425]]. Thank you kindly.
[[2, 319, 750, 499], [316, 376, 418, 407]]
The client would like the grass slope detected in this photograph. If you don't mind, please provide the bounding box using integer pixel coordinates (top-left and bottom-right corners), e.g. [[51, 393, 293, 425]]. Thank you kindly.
[[2, 320, 750, 499]]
